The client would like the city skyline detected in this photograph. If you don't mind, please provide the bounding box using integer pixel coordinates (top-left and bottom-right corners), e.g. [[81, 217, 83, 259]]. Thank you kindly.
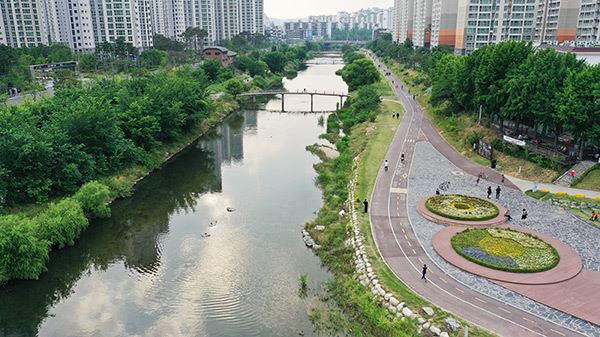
[[264, 0, 393, 19]]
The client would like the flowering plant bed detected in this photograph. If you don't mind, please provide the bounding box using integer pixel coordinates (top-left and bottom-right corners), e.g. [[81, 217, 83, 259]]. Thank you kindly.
[[425, 194, 499, 221], [450, 228, 560, 273]]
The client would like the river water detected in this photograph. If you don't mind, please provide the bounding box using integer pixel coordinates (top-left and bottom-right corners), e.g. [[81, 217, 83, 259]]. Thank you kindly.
[[0, 54, 347, 337]]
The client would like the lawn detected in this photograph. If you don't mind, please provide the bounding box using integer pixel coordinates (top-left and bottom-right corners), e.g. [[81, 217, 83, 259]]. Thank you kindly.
[[572, 165, 600, 192]]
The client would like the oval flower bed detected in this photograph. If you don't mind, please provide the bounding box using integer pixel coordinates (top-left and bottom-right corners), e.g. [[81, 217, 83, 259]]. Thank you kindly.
[[451, 228, 560, 273], [425, 194, 499, 221]]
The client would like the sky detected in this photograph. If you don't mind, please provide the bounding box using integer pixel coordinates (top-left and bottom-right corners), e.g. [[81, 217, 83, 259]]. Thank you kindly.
[[264, 0, 394, 19]]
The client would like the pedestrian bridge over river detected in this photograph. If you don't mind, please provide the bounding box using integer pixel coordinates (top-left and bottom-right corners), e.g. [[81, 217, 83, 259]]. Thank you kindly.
[[238, 90, 350, 112]]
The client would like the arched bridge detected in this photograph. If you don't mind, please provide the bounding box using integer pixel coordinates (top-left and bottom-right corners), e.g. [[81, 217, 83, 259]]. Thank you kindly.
[[238, 90, 350, 112]]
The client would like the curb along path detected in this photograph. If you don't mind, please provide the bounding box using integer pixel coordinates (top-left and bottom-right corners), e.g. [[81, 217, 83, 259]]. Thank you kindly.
[[365, 52, 583, 337]]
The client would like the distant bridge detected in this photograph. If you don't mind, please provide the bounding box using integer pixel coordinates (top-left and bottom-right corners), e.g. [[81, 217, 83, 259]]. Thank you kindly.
[[320, 40, 369, 45], [238, 90, 350, 112]]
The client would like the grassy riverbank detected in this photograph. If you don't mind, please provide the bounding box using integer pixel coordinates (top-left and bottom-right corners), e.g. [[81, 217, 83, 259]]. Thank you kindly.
[[305, 53, 497, 337]]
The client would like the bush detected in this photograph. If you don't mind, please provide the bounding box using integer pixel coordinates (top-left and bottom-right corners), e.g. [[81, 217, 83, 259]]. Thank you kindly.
[[74, 181, 111, 218], [0, 215, 49, 283], [34, 198, 88, 249]]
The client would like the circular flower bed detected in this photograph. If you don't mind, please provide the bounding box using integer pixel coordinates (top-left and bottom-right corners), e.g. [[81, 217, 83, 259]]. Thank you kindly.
[[425, 194, 499, 221], [451, 228, 560, 273]]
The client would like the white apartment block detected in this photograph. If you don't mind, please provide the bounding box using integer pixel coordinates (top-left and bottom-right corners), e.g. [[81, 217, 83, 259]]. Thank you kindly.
[[413, 0, 432, 46], [577, 0, 599, 43], [0, 0, 50, 47], [395, 0, 414, 42], [0, 9, 6, 44], [0, 0, 262, 50], [54, 0, 96, 51], [88, 0, 153, 49]]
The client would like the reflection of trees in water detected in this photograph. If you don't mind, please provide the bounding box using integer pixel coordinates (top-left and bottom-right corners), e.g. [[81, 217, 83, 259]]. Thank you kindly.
[[0, 112, 251, 337]]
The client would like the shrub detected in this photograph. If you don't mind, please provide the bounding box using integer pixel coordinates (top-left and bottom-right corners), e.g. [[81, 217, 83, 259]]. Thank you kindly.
[[0, 215, 49, 283], [34, 198, 89, 249], [74, 181, 111, 218]]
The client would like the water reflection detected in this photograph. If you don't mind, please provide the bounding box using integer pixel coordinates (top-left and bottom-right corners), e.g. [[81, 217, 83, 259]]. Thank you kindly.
[[0, 57, 345, 337]]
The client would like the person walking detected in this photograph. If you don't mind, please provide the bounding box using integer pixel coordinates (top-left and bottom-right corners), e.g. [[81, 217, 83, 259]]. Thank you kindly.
[[436, 189, 440, 195], [363, 199, 369, 213], [421, 264, 427, 280], [384, 160, 389, 172], [487, 186, 492, 199], [501, 174, 505, 184], [570, 170, 576, 179], [476, 172, 482, 185], [495, 186, 501, 199], [505, 209, 512, 221], [521, 209, 528, 220]]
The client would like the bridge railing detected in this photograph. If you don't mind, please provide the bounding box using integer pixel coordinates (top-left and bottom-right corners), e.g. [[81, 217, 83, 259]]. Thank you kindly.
[[239, 90, 349, 96]]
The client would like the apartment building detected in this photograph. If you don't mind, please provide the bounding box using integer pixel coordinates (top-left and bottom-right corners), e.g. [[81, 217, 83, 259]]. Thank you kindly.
[[395, 0, 415, 41], [413, 0, 432, 46], [0, 0, 50, 47], [88, 0, 153, 49], [396, 0, 595, 53], [0, 0, 262, 49], [576, 0, 599, 43], [535, 0, 581, 43], [430, 0, 458, 48], [54, 0, 95, 51]]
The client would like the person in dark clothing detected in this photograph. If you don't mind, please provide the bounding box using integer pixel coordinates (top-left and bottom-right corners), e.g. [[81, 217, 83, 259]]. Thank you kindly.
[[421, 264, 427, 280], [436, 189, 440, 195], [487, 186, 492, 199], [505, 209, 512, 221], [521, 209, 528, 220], [400, 153, 405, 163], [363, 199, 369, 213], [495, 186, 501, 199], [501, 174, 505, 184]]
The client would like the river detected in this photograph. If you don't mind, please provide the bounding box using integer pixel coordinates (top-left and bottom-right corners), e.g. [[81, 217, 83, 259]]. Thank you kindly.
[[0, 53, 347, 337]]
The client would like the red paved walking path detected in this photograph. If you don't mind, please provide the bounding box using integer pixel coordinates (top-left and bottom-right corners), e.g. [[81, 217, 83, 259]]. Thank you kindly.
[[365, 52, 591, 337]]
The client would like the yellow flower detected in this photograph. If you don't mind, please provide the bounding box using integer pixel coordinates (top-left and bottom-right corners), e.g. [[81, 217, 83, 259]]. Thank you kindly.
[[556, 192, 567, 196], [575, 194, 586, 198], [538, 188, 550, 193]]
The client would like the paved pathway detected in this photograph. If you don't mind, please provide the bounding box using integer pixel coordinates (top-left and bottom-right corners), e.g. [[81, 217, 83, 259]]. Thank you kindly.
[[366, 52, 586, 337]]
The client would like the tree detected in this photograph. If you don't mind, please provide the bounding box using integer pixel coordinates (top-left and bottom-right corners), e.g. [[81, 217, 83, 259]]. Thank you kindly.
[[201, 59, 223, 82], [502, 48, 583, 140], [140, 49, 168, 69], [181, 27, 208, 52], [339, 58, 380, 91], [153, 34, 186, 52], [79, 54, 99, 72], [558, 65, 600, 158], [225, 78, 245, 95], [262, 51, 287, 73]]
